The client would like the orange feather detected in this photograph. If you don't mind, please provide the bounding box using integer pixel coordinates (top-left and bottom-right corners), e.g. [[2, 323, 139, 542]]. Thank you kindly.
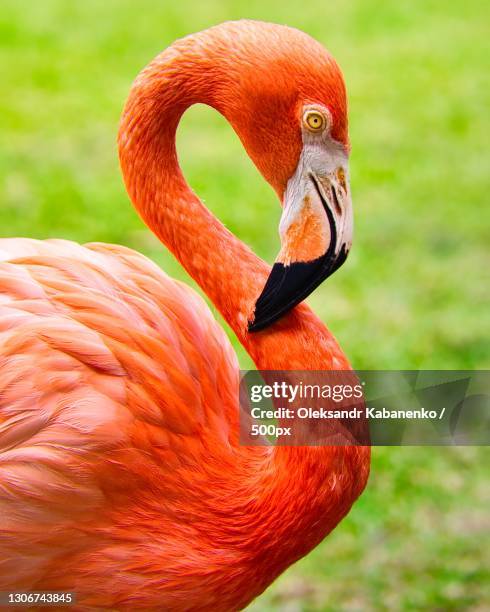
[[0, 21, 369, 611]]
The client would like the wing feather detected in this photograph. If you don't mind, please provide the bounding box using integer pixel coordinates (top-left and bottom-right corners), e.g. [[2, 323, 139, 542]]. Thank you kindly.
[[0, 238, 239, 589]]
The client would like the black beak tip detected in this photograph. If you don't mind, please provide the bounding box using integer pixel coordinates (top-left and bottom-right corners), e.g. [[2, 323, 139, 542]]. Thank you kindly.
[[247, 245, 350, 333], [247, 311, 273, 333], [247, 319, 261, 333]]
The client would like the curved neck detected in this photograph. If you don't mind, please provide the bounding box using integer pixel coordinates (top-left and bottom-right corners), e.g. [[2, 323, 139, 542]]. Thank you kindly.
[[116, 39, 369, 604], [118, 46, 349, 372]]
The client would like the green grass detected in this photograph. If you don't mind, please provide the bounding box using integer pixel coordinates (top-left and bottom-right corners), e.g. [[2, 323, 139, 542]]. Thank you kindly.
[[1, 1, 489, 610]]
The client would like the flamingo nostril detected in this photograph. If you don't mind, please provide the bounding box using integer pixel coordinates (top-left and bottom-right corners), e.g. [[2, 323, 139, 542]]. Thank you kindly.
[[336, 167, 347, 192]]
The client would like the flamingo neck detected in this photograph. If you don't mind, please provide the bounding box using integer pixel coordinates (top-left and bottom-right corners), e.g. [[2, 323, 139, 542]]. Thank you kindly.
[[118, 46, 350, 373], [117, 43, 370, 596]]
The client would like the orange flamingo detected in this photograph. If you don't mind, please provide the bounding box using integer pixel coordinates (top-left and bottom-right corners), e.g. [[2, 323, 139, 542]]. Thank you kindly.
[[0, 21, 370, 611]]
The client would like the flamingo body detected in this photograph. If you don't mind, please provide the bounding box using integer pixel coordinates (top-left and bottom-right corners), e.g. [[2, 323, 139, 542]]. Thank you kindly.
[[0, 238, 241, 607], [0, 20, 370, 611]]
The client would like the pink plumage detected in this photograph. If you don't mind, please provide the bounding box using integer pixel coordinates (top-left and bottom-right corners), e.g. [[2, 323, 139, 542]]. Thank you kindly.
[[0, 20, 369, 611]]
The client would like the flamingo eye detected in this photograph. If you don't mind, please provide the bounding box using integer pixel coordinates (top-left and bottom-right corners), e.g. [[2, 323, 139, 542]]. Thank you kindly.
[[303, 110, 327, 132]]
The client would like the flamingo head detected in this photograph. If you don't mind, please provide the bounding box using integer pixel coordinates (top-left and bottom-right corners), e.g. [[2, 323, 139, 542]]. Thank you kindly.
[[208, 21, 352, 331]]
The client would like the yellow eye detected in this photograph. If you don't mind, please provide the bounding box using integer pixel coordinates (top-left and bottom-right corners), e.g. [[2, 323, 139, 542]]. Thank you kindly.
[[303, 110, 326, 132]]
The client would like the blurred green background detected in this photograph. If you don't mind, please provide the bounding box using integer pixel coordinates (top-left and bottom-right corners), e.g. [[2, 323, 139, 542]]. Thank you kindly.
[[1, 0, 489, 610]]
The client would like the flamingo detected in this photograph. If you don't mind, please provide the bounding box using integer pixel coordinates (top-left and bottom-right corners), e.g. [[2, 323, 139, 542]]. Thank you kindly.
[[0, 20, 370, 611]]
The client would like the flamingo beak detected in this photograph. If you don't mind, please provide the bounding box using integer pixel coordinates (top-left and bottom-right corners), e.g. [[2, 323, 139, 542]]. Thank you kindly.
[[248, 160, 352, 332]]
